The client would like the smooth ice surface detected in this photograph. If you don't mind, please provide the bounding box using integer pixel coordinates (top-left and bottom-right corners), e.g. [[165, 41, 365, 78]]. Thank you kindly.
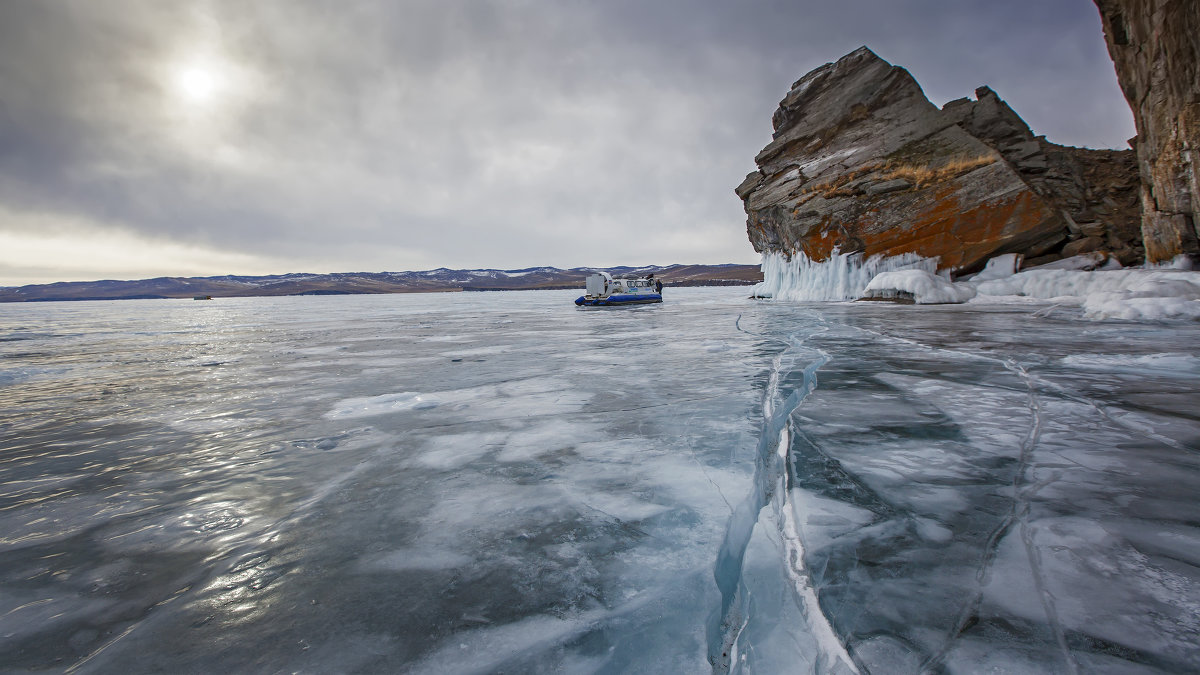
[[2, 288, 1199, 673], [0, 289, 767, 674]]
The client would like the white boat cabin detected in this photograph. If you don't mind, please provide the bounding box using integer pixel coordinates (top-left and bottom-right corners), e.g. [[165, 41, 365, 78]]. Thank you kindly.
[[583, 272, 659, 298]]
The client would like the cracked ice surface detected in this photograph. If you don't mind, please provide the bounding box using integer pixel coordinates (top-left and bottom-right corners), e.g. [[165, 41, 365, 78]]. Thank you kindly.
[[1, 289, 1198, 673], [778, 304, 1200, 674]]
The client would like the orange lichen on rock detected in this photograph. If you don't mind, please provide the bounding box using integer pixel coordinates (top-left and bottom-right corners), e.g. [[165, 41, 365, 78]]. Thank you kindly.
[[862, 189, 1059, 270]]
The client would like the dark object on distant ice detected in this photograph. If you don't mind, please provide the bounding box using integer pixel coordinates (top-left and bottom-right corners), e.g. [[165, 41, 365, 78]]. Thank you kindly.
[[574, 272, 663, 306], [193, 295, 212, 300]]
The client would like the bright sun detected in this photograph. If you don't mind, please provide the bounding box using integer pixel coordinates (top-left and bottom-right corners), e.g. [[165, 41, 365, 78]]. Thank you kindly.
[[176, 66, 218, 103]]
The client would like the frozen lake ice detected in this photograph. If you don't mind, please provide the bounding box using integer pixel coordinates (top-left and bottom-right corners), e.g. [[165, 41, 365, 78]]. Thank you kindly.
[[1, 287, 1198, 673]]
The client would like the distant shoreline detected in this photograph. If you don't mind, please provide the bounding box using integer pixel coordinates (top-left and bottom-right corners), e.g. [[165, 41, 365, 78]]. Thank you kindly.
[[0, 264, 763, 303]]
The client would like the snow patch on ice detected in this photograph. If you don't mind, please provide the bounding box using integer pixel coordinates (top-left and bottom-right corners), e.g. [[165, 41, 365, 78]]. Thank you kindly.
[[1081, 290, 1200, 321], [494, 421, 598, 463], [975, 267, 1197, 300], [407, 604, 648, 675], [324, 392, 440, 419], [417, 432, 507, 470], [580, 492, 671, 523], [970, 253, 1020, 281], [1025, 252, 1109, 271], [703, 340, 732, 352], [975, 267, 1200, 320], [825, 251, 1200, 320]]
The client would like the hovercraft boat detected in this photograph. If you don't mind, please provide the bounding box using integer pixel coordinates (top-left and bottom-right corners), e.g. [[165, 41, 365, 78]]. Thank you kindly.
[[574, 272, 663, 306]]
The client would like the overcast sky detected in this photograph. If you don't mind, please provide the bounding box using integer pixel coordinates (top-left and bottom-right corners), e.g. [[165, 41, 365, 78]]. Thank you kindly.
[[0, 0, 1133, 285]]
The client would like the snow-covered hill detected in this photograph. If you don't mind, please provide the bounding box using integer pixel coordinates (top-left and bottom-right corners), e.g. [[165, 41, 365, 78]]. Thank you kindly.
[[0, 264, 762, 302]]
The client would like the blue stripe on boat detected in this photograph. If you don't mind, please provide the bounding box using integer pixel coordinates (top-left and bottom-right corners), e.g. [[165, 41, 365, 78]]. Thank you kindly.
[[574, 293, 662, 306]]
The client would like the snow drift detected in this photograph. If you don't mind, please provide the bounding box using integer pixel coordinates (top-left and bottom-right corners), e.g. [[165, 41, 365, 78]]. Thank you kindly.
[[757, 251, 1200, 320]]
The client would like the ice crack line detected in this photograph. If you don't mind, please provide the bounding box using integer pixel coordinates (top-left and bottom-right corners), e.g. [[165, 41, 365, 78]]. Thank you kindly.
[[709, 316, 854, 673], [1033, 374, 1193, 453], [850, 319, 1192, 454], [832, 319, 1080, 672], [920, 359, 1075, 674], [1007, 360, 1077, 675]]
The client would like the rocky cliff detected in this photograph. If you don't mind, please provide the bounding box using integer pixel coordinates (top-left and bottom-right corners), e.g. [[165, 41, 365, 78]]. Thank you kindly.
[[738, 47, 1142, 274], [1094, 0, 1199, 263]]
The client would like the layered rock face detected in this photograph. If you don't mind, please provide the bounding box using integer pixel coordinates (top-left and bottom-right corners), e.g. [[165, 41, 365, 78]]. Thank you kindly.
[[1095, 0, 1200, 262], [738, 47, 1141, 274], [943, 87, 1142, 265]]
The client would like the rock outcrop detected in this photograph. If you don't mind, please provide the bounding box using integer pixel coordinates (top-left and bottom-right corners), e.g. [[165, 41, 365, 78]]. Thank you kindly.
[[1094, 0, 1199, 263], [738, 47, 1142, 274]]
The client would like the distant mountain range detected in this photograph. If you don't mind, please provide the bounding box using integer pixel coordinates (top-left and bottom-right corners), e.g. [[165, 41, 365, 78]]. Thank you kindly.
[[0, 264, 763, 302]]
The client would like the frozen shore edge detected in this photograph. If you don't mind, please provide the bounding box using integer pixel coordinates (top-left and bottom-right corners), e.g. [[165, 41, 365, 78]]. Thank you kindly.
[[753, 252, 1200, 321]]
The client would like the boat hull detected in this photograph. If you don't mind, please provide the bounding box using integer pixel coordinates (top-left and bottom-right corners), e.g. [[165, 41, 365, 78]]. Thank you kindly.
[[574, 293, 662, 306]]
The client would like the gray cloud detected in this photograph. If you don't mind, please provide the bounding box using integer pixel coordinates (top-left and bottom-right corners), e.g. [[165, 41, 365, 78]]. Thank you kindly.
[[0, 0, 1133, 282]]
